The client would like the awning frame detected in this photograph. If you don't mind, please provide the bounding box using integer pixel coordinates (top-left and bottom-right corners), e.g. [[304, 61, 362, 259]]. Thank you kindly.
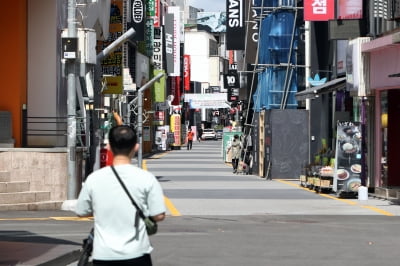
[[295, 77, 346, 101]]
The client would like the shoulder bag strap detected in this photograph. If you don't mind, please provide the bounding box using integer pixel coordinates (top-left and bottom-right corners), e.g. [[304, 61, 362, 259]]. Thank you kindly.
[[110, 165, 146, 220]]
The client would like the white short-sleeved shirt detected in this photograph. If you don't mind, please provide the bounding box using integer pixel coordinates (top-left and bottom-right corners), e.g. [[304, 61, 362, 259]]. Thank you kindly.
[[75, 164, 166, 261]]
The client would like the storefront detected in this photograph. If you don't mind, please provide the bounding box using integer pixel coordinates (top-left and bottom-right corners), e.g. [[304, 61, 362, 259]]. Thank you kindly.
[[362, 33, 400, 194]]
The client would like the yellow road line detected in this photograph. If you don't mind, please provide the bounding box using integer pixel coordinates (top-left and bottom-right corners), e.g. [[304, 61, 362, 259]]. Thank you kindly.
[[164, 196, 181, 216], [361, 205, 395, 216], [144, 158, 181, 217], [276, 179, 395, 216]]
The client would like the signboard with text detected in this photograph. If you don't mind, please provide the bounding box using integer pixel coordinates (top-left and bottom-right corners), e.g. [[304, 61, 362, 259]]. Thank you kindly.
[[226, 0, 245, 50], [304, 0, 335, 21]]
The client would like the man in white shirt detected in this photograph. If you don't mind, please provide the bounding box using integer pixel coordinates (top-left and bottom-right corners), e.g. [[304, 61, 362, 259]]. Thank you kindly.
[[76, 125, 166, 266]]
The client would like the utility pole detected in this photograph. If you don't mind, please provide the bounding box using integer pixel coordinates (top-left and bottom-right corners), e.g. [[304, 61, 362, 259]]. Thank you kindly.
[[67, 0, 77, 199], [137, 72, 165, 168]]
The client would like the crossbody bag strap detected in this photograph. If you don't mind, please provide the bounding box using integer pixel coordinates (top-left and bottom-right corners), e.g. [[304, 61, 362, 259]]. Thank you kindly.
[[110, 165, 146, 220]]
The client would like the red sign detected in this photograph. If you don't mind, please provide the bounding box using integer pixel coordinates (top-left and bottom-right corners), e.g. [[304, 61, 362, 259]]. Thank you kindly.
[[304, 0, 335, 21], [154, 0, 160, 27], [183, 55, 191, 92]]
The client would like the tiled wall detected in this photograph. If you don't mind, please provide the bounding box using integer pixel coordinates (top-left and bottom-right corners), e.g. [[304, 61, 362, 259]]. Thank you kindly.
[[0, 150, 68, 201]]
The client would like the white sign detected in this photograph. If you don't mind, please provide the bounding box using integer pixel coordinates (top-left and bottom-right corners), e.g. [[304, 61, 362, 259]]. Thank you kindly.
[[184, 93, 230, 109]]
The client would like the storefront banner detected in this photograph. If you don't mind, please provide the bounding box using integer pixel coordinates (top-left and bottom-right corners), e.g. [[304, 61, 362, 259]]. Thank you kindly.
[[131, 0, 146, 41], [100, 0, 123, 94], [153, 69, 165, 103], [183, 55, 191, 91], [304, 0, 335, 21], [226, 0, 245, 50], [333, 121, 362, 193], [170, 114, 181, 147], [337, 0, 362, 19]]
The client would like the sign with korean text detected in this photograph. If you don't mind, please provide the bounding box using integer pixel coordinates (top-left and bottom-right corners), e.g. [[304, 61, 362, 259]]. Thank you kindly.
[[304, 0, 335, 21], [154, 0, 160, 27], [99, 0, 123, 94], [183, 55, 191, 91], [146, 0, 155, 16], [170, 114, 181, 147], [152, 27, 163, 69], [145, 18, 154, 57]]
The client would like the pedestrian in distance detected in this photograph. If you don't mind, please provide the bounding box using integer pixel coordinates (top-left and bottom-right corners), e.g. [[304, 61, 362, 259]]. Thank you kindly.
[[227, 134, 241, 173], [197, 127, 203, 142], [187, 128, 194, 150], [75, 125, 166, 266]]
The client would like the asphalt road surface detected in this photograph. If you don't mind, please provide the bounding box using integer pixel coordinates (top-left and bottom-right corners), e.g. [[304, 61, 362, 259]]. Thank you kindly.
[[1, 139, 400, 266]]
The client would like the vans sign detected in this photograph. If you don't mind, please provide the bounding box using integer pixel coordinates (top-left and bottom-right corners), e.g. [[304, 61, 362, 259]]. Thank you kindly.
[[226, 0, 245, 50]]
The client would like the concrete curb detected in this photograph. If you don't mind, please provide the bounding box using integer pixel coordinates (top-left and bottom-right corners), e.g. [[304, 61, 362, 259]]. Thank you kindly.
[[38, 249, 81, 266]]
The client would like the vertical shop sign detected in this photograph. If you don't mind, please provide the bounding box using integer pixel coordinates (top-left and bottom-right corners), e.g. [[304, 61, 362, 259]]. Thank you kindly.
[[245, 0, 258, 64], [183, 55, 191, 92], [304, 0, 335, 21], [154, 0, 160, 27], [170, 114, 181, 147], [168, 6, 181, 76], [165, 13, 175, 75], [153, 69, 165, 102], [146, 0, 155, 16], [152, 27, 163, 70], [100, 0, 123, 94], [337, 0, 362, 19], [131, 0, 146, 41], [226, 0, 245, 50], [145, 18, 154, 57], [333, 122, 362, 194]]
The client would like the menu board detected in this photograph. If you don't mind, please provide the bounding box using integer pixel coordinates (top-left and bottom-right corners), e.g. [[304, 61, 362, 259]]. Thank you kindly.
[[333, 122, 362, 193]]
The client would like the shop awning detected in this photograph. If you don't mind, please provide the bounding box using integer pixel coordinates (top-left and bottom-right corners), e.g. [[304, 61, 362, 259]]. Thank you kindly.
[[295, 77, 346, 101]]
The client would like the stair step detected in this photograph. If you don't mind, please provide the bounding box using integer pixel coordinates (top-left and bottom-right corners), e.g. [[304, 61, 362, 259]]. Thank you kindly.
[[0, 171, 11, 182], [0, 181, 30, 193], [0, 201, 63, 211], [0, 191, 51, 204]]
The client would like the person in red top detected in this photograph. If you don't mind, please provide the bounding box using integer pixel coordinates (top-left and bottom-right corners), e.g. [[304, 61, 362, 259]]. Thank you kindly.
[[187, 128, 194, 150]]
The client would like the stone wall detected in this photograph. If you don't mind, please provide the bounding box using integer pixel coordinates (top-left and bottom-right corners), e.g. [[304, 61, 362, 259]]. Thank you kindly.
[[0, 148, 68, 201]]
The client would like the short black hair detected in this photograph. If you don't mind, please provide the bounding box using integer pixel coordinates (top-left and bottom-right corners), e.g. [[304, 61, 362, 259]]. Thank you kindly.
[[109, 125, 137, 156]]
